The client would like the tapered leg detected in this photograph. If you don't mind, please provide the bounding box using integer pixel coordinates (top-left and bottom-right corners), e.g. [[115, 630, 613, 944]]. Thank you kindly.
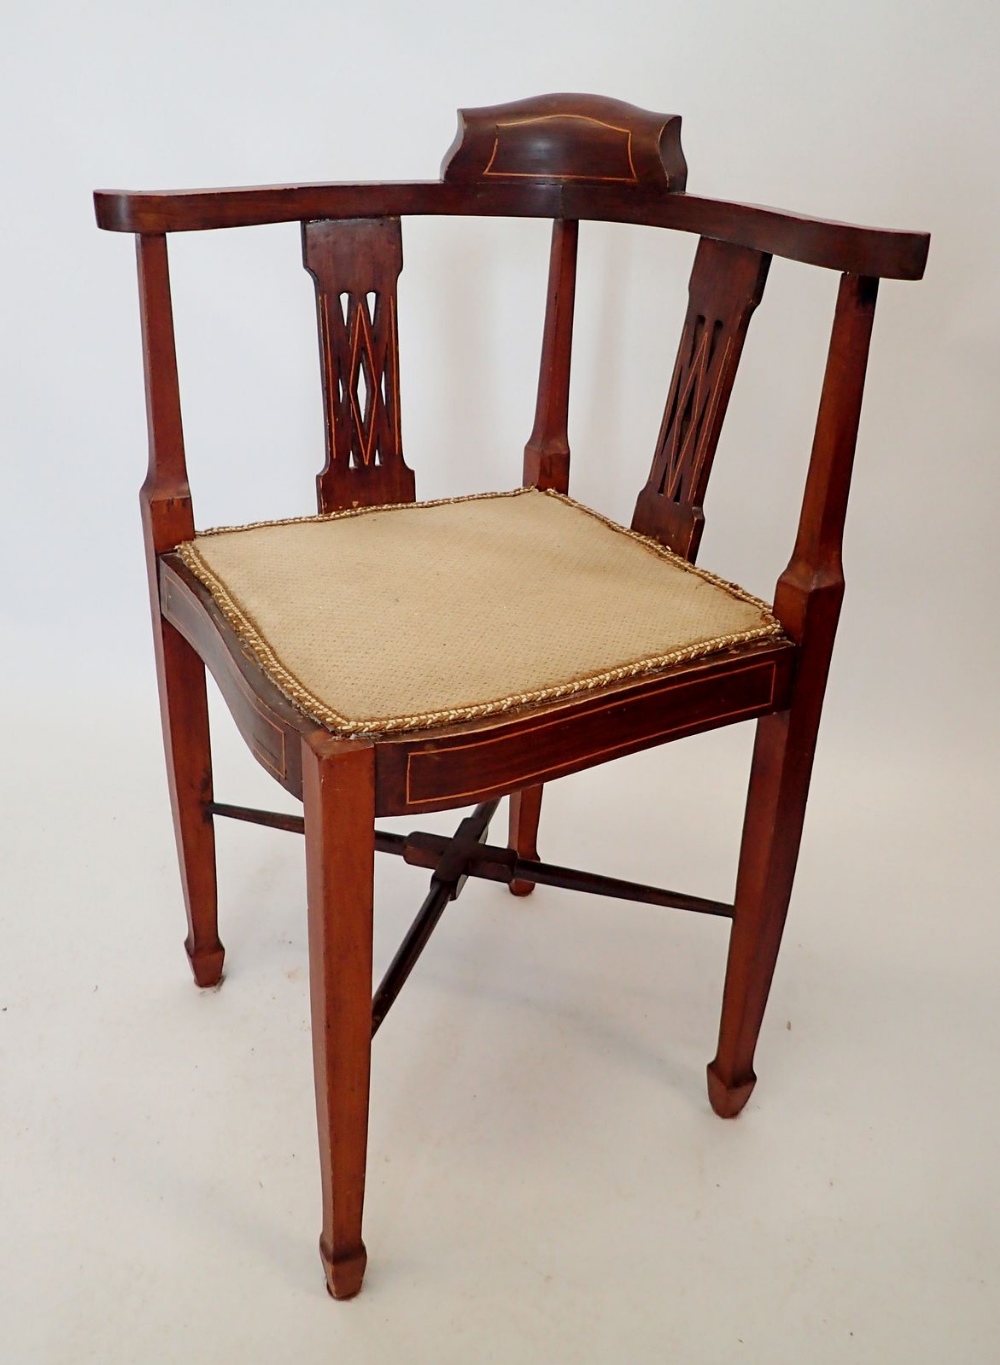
[[154, 615, 224, 987], [507, 784, 544, 896], [707, 708, 818, 1117], [302, 734, 376, 1300], [708, 271, 879, 1116]]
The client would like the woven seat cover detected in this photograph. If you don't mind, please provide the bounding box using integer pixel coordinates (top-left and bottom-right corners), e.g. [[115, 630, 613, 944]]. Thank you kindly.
[[177, 488, 784, 735]]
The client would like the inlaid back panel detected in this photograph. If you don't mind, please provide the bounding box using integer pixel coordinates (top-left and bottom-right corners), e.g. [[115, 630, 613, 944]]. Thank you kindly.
[[632, 238, 770, 561], [302, 217, 416, 512]]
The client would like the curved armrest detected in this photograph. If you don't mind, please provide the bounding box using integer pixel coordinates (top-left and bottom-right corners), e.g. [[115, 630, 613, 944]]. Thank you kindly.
[[93, 179, 928, 280]]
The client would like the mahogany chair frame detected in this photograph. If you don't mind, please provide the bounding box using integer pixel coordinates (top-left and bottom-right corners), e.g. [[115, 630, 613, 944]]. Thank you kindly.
[[94, 94, 928, 1299]]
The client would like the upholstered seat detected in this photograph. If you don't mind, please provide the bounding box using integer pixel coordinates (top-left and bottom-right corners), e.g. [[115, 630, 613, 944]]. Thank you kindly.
[[177, 486, 784, 736]]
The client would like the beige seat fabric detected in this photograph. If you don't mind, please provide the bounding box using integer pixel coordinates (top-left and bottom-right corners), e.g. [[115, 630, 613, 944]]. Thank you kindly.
[[177, 487, 784, 735]]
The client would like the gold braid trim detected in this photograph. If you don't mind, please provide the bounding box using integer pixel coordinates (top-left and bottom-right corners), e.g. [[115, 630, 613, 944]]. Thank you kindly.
[[177, 488, 785, 737], [541, 489, 779, 615], [188, 486, 528, 537]]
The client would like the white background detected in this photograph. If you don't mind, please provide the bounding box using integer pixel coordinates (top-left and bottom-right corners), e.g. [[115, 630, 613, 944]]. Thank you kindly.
[[1, 2, 997, 1361]]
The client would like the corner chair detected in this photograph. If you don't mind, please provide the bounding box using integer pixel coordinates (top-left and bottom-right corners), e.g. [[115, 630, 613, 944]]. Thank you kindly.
[[94, 93, 929, 1298]]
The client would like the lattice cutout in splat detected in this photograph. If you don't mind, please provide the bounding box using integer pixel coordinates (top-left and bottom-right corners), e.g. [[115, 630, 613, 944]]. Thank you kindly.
[[342, 290, 384, 466], [303, 217, 415, 511], [657, 313, 727, 504], [633, 238, 770, 561]]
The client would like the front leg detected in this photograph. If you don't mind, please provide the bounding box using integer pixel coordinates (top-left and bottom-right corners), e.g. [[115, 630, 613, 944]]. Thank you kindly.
[[302, 733, 376, 1299]]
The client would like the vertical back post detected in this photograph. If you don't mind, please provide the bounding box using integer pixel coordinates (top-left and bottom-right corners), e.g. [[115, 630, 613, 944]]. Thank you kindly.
[[773, 272, 880, 648], [511, 216, 579, 882], [135, 232, 222, 988], [136, 233, 195, 552], [523, 218, 579, 492]]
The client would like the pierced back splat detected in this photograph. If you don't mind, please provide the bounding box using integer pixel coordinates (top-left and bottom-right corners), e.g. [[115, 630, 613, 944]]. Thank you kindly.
[[633, 238, 770, 561], [302, 217, 415, 512]]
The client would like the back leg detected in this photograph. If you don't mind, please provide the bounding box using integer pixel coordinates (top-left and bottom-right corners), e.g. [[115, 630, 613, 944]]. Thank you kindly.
[[507, 785, 543, 896], [154, 616, 224, 987]]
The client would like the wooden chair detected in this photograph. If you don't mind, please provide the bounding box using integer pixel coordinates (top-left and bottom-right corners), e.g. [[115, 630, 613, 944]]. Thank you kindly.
[[94, 94, 928, 1299]]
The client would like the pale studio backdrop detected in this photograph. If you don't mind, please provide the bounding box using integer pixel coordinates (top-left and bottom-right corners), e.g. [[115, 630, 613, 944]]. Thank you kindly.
[[1, 2, 998, 1362]]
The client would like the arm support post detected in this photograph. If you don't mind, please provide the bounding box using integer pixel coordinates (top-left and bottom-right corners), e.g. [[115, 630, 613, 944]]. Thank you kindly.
[[523, 218, 578, 492]]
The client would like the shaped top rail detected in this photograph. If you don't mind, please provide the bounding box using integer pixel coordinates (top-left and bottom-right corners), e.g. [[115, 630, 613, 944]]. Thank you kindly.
[[440, 93, 687, 191]]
